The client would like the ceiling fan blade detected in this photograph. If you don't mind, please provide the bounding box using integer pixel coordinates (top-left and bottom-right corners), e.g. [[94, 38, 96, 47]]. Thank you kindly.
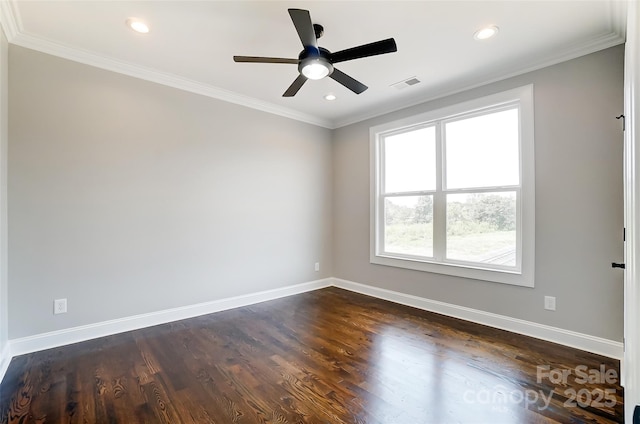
[[330, 68, 368, 94], [233, 56, 298, 64], [288, 9, 318, 50], [330, 38, 397, 64], [283, 74, 308, 97]]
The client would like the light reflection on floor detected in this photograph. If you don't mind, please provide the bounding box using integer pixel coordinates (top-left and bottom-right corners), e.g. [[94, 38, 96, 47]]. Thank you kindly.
[[366, 325, 530, 424]]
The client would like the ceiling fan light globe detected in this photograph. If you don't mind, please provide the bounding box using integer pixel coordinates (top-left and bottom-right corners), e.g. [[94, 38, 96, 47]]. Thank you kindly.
[[300, 59, 332, 80]]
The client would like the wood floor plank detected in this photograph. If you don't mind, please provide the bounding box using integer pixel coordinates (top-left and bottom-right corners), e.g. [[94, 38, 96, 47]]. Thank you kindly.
[[0, 287, 623, 423]]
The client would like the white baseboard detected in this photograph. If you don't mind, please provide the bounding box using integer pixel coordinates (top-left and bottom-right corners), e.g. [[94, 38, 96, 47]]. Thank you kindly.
[[0, 276, 622, 385], [0, 342, 10, 385], [8, 278, 332, 358], [331, 278, 624, 360]]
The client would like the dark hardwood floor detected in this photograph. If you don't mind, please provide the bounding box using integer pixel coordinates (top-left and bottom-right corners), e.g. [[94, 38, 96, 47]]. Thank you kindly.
[[0, 287, 623, 423]]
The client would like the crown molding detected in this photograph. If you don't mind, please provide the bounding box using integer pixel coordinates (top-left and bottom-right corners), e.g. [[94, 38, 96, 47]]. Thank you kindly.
[[333, 27, 626, 128], [610, 0, 629, 38], [0, 0, 332, 129], [0, 0, 629, 130], [10, 32, 333, 128], [0, 0, 20, 41]]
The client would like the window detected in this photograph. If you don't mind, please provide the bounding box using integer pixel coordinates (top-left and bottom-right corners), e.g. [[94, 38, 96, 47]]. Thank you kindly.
[[370, 85, 534, 287]]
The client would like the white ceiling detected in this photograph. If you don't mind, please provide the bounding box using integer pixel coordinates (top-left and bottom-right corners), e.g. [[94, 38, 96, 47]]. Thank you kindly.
[[0, 1, 627, 128]]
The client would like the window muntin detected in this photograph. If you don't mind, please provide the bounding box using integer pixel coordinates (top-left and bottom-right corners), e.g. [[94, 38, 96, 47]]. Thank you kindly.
[[370, 85, 534, 287]]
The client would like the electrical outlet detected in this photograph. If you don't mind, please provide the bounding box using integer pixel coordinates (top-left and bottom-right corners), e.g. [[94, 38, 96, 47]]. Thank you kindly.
[[54, 298, 67, 315], [544, 296, 556, 311], [315, 262, 320, 272]]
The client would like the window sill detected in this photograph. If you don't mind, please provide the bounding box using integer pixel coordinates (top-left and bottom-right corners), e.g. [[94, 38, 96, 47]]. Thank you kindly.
[[370, 253, 534, 287]]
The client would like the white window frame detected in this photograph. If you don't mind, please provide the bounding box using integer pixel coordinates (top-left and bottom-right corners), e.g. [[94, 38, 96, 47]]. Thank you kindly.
[[370, 85, 535, 287]]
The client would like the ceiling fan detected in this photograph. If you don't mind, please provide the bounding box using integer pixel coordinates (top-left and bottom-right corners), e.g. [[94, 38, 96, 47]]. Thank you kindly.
[[233, 8, 398, 97]]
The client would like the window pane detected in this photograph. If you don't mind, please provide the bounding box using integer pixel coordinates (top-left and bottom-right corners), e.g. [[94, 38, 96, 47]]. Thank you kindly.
[[384, 127, 436, 193], [384, 196, 433, 257], [445, 108, 519, 189], [446, 192, 516, 266]]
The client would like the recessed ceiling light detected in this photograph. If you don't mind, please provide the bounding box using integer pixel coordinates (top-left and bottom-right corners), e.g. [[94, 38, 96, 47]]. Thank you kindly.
[[126, 18, 150, 34], [474, 25, 499, 40], [324, 93, 337, 101]]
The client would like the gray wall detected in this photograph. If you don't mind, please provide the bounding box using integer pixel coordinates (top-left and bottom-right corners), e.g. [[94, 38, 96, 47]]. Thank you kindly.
[[333, 45, 625, 341], [8, 46, 333, 339], [6, 42, 625, 343], [0, 28, 8, 356]]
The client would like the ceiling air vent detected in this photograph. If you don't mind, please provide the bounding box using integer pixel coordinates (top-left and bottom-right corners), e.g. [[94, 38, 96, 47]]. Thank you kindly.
[[391, 76, 421, 90]]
